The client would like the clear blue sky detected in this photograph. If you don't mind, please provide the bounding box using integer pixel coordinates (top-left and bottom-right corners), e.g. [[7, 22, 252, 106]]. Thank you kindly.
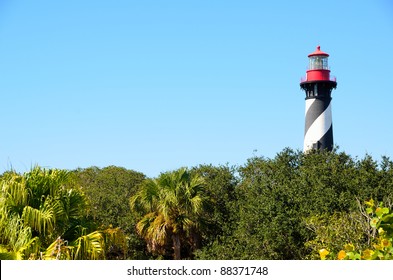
[[0, 0, 392, 177]]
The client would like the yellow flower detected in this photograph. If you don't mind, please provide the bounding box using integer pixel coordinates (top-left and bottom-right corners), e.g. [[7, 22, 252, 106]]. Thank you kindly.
[[362, 249, 374, 260], [381, 239, 391, 248], [373, 243, 383, 251], [319, 249, 329, 260], [337, 250, 346, 260], [343, 243, 355, 252]]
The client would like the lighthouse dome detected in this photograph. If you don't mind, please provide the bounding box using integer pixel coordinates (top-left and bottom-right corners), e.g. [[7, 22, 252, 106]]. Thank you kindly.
[[308, 45, 329, 57]]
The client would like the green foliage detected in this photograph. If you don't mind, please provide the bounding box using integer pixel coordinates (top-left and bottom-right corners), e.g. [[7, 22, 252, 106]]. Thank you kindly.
[[197, 148, 305, 259], [130, 168, 209, 259], [43, 232, 104, 260], [196, 148, 393, 260], [71, 166, 146, 259], [71, 166, 145, 230], [0, 166, 114, 260], [304, 211, 368, 259], [329, 200, 393, 260], [1, 148, 392, 260], [190, 165, 239, 242], [297, 149, 358, 214]]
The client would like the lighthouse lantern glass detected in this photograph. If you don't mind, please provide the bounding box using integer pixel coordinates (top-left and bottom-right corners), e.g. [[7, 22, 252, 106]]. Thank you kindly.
[[309, 56, 329, 70]]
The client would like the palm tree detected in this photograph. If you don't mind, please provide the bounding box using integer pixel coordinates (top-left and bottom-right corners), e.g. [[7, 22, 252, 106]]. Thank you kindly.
[[0, 166, 121, 260], [130, 168, 207, 259]]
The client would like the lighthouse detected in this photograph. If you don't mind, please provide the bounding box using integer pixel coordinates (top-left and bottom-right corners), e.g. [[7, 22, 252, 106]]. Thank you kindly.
[[300, 46, 337, 152]]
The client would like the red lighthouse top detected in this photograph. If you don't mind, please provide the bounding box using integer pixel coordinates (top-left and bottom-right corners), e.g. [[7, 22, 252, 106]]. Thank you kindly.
[[308, 45, 329, 57], [301, 45, 336, 83]]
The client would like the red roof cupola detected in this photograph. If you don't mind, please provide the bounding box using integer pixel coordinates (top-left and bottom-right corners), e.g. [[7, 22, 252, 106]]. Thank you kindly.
[[301, 45, 336, 83], [308, 45, 329, 57]]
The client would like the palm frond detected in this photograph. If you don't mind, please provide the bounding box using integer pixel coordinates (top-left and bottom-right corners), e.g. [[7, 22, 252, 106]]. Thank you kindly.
[[131, 167, 208, 259], [130, 179, 159, 213], [1, 176, 28, 214], [44, 231, 105, 260], [137, 213, 168, 245], [59, 188, 87, 220], [22, 204, 55, 234], [136, 212, 156, 236], [148, 213, 168, 245], [0, 251, 19, 260], [71, 231, 105, 260], [16, 236, 41, 259], [25, 167, 70, 207], [0, 216, 41, 259]]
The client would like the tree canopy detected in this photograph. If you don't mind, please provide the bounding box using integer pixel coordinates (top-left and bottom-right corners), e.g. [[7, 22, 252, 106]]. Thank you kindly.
[[1, 148, 392, 260], [0, 167, 118, 259]]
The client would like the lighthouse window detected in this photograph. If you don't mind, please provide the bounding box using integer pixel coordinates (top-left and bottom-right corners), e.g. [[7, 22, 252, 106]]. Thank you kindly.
[[309, 56, 329, 70], [322, 57, 328, 69]]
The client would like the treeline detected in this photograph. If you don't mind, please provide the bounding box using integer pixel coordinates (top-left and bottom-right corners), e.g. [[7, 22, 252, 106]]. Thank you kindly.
[[1, 148, 392, 260]]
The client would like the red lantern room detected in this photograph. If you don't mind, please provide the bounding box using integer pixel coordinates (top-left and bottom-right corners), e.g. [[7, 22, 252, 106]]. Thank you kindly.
[[302, 46, 336, 82]]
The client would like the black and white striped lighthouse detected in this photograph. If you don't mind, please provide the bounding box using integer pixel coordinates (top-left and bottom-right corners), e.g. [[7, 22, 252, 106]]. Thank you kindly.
[[300, 46, 337, 152]]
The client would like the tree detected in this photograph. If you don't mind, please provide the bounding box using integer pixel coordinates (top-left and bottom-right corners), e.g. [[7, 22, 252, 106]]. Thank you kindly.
[[130, 168, 208, 259], [0, 166, 117, 260], [196, 148, 393, 260], [71, 166, 146, 259], [233, 149, 306, 259], [190, 164, 238, 243], [196, 148, 306, 259]]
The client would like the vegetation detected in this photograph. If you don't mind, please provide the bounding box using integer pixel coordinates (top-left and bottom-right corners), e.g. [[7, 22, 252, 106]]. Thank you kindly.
[[320, 199, 393, 260], [0, 167, 124, 259], [1, 148, 392, 260], [70, 166, 146, 259]]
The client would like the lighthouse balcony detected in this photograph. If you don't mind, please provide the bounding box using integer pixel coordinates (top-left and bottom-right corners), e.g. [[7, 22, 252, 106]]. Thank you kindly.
[[300, 75, 336, 83]]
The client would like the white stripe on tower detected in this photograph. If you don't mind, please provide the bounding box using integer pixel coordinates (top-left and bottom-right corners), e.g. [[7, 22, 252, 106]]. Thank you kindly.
[[304, 98, 315, 116], [304, 99, 332, 151]]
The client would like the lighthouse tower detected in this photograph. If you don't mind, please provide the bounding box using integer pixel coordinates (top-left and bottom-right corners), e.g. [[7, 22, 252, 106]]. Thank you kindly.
[[300, 46, 337, 152]]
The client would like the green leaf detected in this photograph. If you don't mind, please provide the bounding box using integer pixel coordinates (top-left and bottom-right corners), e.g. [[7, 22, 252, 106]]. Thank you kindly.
[[376, 207, 390, 218], [365, 199, 375, 207], [0, 252, 18, 260], [347, 251, 355, 259], [381, 213, 393, 223]]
